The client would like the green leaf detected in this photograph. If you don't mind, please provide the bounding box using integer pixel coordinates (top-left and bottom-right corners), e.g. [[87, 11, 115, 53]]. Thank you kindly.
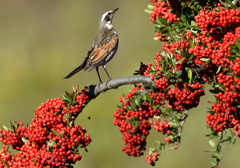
[[174, 116, 179, 125], [209, 89, 219, 94], [147, 70, 158, 75], [180, 15, 187, 23], [48, 139, 56, 148], [226, 0, 234, 8], [32, 159, 38, 164], [189, 40, 194, 48], [52, 129, 61, 136], [191, 21, 197, 27], [145, 93, 152, 104], [210, 161, 217, 166], [176, 57, 185, 65], [214, 83, 225, 92], [1, 159, 9, 168], [236, 38, 240, 50], [126, 105, 131, 110], [60, 94, 68, 100], [73, 92, 77, 101], [158, 17, 170, 26], [10, 121, 14, 131], [168, 122, 177, 127], [209, 139, 216, 148], [135, 99, 140, 107], [168, 135, 174, 141], [22, 137, 28, 143], [199, 57, 211, 62], [212, 153, 220, 159], [229, 48, 238, 54], [229, 44, 237, 49], [216, 65, 221, 74], [153, 104, 160, 109], [233, 73, 240, 79], [147, 4, 154, 10], [144, 9, 152, 14], [181, 1, 188, 10], [3, 125, 8, 131], [187, 69, 192, 84], [65, 91, 72, 99]]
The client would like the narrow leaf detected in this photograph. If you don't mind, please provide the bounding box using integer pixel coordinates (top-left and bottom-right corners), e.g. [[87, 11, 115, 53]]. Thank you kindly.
[[52, 129, 61, 136], [209, 139, 216, 148], [65, 91, 72, 99], [199, 57, 211, 62], [176, 57, 185, 64], [1, 159, 9, 168], [187, 69, 192, 84], [181, 15, 187, 23], [22, 137, 28, 143], [147, 70, 158, 75], [229, 44, 237, 49], [216, 65, 221, 74], [145, 93, 152, 104], [32, 159, 38, 164], [147, 4, 154, 9], [144, 9, 152, 14], [236, 38, 240, 50], [3, 125, 8, 131], [158, 17, 170, 26], [174, 116, 179, 125]]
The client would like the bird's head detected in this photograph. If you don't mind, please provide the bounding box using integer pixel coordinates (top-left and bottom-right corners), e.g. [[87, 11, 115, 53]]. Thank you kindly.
[[99, 8, 119, 31]]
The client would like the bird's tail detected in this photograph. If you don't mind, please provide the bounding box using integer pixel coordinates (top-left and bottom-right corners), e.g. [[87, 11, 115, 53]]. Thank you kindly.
[[64, 65, 84, 79]]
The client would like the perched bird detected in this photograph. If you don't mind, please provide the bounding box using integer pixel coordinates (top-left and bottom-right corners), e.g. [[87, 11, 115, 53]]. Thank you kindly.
[[64, 8, 119, 83]]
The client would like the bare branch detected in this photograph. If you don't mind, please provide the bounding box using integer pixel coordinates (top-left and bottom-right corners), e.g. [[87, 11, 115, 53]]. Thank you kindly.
[[89, 75, 156, 98], [71, 75, 156, 120]]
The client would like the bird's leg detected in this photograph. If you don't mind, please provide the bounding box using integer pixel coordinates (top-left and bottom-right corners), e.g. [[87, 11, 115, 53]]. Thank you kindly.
[[96, 67, 102, 83], [103, 66, 112, 81], [103, 66, 118, 89]]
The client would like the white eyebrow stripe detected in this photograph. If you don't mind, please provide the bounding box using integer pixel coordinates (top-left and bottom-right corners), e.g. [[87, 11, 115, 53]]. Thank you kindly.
[[101, 12, 108, 21]]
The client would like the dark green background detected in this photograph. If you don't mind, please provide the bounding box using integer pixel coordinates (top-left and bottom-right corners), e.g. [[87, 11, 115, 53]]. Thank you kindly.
[[0, 1, 239, 167]]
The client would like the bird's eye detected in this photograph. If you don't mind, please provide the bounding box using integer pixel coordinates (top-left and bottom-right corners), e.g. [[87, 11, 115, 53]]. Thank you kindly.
[[105, 14, 110, 21], [107, 12, 111, 15]]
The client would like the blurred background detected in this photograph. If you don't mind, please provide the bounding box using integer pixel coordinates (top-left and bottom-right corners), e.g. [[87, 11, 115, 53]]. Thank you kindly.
[[0, 0, 239, 168]]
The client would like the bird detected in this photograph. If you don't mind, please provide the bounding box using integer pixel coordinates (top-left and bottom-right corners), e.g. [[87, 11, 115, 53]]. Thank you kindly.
[[64, 8, 119, 83]]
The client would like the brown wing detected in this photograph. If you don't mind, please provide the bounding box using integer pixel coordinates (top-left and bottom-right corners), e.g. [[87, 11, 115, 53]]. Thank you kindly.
[[84, 34, 118, 70]]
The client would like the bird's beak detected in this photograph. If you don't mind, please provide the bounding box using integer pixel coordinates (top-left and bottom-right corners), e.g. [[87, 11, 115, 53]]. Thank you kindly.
[[112, 8, 119, 13]]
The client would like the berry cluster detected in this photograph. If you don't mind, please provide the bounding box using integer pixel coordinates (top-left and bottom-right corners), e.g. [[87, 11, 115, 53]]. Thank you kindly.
[[0, 88, 91, 167], [195, 7, 240, 35], [148, 0, 180, 41], [149, 1, 180, 23], [193, 7, 240, 136], [113, 86, 161, 157], [168, 83, 205, 111], [145, 149, 158, 166], [206, 74, 240, 133], [113, 82, 179, 162]]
